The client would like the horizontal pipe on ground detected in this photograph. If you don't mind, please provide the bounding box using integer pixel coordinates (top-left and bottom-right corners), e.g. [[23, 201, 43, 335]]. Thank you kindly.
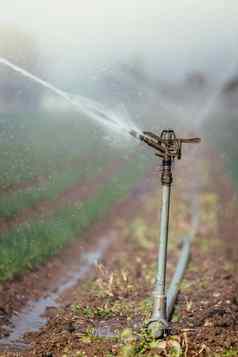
[[167, 236, 192, 320]]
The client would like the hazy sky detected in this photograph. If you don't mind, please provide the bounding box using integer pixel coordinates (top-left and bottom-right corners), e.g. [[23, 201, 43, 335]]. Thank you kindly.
[[1, 1, 238, 82]]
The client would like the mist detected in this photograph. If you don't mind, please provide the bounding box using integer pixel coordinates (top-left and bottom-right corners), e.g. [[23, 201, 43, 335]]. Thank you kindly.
[[0, 1, 237, 132], [1, 1, 238, 83], [0, 2, 238, 352], [1, 1, 238, 153]]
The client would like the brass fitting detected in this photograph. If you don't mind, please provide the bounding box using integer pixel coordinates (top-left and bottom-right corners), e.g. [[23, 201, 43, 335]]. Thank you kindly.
[[131, 129, 201, 185], [161, 158, 173, 186]]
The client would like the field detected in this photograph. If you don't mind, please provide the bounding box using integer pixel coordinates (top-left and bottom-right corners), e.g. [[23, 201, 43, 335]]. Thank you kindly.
[[1, 3, 238, 355], [0, 112, 156, 281], [0, 111, 237, 357], [21, 145, 237, 357]]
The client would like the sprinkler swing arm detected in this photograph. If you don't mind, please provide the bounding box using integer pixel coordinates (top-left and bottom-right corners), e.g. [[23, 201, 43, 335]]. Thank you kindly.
[[130, 129, 200, 161], [130, 129, 201, 337]]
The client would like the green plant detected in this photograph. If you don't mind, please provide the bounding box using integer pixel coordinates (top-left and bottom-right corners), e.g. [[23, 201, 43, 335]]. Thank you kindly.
[[72, 304, 115, 319], [0, 154, 153, 281], [216, 349, 238, 357]]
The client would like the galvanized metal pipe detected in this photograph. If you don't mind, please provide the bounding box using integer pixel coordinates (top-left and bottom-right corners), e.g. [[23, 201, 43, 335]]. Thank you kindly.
[[148, 192, 199, 337], [134, 130, 201, 338], [150, 184, 171, 328], [166, 236, 192, 320], [148, 180, 172, 337], [165, 197, 199, 323], [166, 195, 200, 319]]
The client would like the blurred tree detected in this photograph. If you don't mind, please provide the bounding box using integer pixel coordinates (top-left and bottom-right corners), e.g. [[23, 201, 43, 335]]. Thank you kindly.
[[0, 25, 44, 112], [223, 76, 238, 93], [185, 71, 208, 91], [220, 76, 238, 108]]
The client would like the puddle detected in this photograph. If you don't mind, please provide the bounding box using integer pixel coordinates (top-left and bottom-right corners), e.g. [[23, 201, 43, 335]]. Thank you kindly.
[[0, 232, 115, 351]]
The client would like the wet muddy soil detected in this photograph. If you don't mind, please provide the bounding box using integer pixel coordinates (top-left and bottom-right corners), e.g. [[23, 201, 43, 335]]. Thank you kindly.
[[0, 170, 158, 349]]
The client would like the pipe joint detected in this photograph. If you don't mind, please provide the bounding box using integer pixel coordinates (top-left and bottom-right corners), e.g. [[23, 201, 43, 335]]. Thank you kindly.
[[161, 159, 173, 185]]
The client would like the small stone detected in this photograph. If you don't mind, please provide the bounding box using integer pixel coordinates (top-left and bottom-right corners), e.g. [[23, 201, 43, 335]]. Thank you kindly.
[[42, 353, 53, 357], [232, 296, 238, 305], [207, 307, 226, 317], [64, 322, 76, 333]]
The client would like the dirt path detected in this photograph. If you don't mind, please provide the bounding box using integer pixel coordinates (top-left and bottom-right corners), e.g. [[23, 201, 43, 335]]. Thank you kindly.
[[0, 148, 237, 356], [171, 148, 238, 356]]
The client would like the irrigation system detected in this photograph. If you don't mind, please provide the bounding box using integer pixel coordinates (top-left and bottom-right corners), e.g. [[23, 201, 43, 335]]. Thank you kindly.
[[130, 129, 201, 337], [0, 56, 202, 340]]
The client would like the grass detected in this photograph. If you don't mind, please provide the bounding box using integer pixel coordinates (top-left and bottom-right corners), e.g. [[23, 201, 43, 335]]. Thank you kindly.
[[72, 304, 116, 319], [0, 154, 114, 219], [217, 350, 238, 357], [0, 111, 152, 280], [0, 154, 153, 281]]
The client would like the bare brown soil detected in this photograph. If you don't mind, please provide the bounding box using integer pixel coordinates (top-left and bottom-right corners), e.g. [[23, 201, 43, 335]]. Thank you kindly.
[[0, 169, 158, 338], [0, 149, 237, 356]]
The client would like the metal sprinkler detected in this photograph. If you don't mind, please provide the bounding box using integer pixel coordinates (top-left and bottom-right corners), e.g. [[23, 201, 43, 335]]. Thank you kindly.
[[130, 129, 201, 337]]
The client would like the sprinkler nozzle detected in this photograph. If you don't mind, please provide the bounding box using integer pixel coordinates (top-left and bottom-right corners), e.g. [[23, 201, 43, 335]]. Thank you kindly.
[[129, 129, 139, 138], [132, 129, 201, 160]]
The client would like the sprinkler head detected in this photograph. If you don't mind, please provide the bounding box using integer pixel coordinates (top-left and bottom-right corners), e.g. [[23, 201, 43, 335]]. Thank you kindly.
[[130, 128, 200, 185], [138, 129, 201, 160]]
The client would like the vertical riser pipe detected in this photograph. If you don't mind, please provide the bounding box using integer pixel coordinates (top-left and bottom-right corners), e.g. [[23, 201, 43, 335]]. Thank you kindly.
[[151, 184, 171, 322]]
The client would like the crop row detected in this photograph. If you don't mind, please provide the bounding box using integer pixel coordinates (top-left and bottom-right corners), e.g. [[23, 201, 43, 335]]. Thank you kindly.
[[0, 153, 154, 281], [0, 154, 118, 219]]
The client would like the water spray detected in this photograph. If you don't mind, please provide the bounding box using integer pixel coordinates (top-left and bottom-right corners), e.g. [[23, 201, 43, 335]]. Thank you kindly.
[[0, 57, 139, 137], [1, 56, 202, 337], [130, 129, 201, 337]]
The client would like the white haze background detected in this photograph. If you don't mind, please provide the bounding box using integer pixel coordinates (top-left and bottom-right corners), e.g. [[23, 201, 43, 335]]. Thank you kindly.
[[1, 0, 238, 83]]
